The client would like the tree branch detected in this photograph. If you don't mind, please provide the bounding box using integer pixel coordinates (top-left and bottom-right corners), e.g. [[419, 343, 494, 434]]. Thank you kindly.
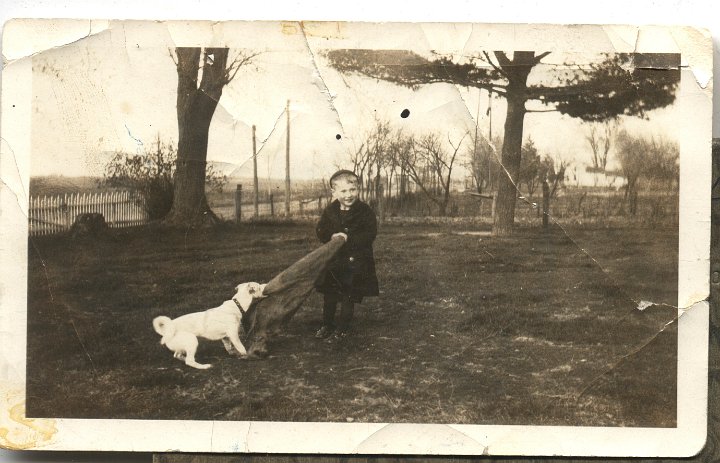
[[493, 51, 511, 69], [482, 51, 508, 79], [444, 132, 468, 190], [198, 48, 229, 100], [325, 49, 508, 93], [168, 48, 178, 67], [410, 172, 442, 206], [526, 108, 560, 113], [225, 51, 261, 85], [533, 51, 552, 64], [487, 84, 508, 95]]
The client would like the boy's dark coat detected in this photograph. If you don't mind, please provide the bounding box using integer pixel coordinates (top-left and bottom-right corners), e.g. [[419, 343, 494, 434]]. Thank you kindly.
[[315, 199, 379, 301]]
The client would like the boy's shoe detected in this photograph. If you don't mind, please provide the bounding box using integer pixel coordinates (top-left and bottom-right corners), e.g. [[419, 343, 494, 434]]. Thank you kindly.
[[315, 326, 334, 339], [325, 330, 349, 343]]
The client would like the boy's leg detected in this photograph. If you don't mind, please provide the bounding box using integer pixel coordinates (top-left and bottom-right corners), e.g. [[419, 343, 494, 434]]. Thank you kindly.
[[316, 293, 338, 338], [322, 293, 339, 328], [336, 298, 355, 333]]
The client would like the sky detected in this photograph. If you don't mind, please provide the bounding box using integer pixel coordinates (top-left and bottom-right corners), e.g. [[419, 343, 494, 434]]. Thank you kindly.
[[28, 21, 690, 181]]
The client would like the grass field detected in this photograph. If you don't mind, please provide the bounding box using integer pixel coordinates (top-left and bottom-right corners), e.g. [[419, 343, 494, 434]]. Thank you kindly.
[[26, 220, 677, 426]]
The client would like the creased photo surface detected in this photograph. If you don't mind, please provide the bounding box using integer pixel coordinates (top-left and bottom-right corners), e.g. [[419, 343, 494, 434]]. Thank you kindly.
[[0, 20, 711, 456]]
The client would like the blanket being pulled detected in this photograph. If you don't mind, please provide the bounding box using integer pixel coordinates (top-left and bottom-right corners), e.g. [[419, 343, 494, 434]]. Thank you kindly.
[[242, 235, 345, 357]]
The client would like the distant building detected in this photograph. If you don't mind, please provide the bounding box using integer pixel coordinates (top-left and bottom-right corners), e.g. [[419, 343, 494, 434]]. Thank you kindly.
[[566, 163, 626, 189], [452, 178, 468, 193]]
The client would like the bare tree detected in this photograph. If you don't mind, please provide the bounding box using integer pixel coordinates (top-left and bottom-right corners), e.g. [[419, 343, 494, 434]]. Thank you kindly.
[[616, 130, 679, 215], [518, 138, 542, 197], [402, 132, 468, 216], [164, 48, 257, 226], [465, 133, 502, 194], [366, 119, 391, 204], [378, 129, 407, 216], [540, 155, 567, 199], [328, 50, 679, 235], [347, 119, 393, 204], [348, 141, 370, 199], [585, 119, 618, 171]]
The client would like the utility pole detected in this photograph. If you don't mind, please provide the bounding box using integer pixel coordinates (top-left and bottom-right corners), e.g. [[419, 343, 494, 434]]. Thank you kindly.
[[488, 89, 493, 192], [234, 184, 243, 223], [285, 99, 291, 216], [252, 125, 259, 218], [488, 89, 493, 139], [473, 87, 481, 193]]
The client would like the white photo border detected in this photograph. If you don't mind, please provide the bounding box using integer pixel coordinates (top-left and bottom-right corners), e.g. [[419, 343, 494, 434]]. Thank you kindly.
[[0, 21, 711, 456]]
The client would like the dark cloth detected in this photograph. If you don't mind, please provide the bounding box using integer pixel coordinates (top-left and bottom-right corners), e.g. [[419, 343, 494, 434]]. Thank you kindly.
[[315, 199, 379, 302], [243, 236, 346, 357]]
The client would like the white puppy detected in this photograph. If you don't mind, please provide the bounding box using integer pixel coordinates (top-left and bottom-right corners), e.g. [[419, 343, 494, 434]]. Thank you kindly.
[[153, 282, 266, 369]]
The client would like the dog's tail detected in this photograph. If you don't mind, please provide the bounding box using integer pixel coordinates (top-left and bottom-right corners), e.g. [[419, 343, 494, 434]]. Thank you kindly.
[[152, 316, 175, 337]]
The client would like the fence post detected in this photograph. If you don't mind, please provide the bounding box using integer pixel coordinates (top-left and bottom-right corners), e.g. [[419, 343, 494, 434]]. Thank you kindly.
[[542, 180, 550, 230], [630, 189, 638, 216], [491, 194, 496, 220], [318, 196, 322, 214], [299, 200, 304, 216], [235, 184, 243, 223], [270, 193, 274, 217], [111, 193, 117, 227], [252, 125, 259, 218]]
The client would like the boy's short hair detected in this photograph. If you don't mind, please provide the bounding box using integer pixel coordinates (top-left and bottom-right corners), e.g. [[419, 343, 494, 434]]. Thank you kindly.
[[329, 169, 359, 188]]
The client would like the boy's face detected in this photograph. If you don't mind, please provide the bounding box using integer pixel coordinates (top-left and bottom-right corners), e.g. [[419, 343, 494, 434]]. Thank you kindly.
[[332, 178, 358, 209]]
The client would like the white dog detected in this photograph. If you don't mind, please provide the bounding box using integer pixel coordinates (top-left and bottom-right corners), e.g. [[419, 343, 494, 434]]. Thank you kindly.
[[153, 282, 267, 369]]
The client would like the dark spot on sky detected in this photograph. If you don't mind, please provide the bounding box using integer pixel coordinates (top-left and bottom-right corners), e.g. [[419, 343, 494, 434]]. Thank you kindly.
[[401, 109, 410, 118], [336, 134, 342, 140]]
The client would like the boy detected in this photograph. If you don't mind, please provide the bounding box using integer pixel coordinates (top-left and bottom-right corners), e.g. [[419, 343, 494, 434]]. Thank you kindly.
[[314, 170, 379, 342]]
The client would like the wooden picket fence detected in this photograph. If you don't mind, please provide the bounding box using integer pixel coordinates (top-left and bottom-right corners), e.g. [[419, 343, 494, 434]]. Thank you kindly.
[[29, 190, 148, 236]]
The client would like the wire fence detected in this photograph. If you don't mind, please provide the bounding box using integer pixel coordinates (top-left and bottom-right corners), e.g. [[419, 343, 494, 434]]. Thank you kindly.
[[212, 194, 330, 221]]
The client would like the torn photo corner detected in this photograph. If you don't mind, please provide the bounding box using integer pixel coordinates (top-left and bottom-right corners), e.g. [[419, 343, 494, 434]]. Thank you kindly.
[[0, 20, 712, 457]]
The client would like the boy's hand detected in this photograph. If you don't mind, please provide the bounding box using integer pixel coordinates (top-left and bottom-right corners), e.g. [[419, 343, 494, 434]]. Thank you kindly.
[[332, 232, 348, 241]]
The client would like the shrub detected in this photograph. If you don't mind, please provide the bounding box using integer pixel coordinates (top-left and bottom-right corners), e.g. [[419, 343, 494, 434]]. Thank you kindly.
[[100, 136, 228, 220]]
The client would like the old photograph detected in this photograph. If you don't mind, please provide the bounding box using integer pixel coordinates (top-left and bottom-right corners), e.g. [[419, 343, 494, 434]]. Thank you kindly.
[[0, 21, 711, 456]]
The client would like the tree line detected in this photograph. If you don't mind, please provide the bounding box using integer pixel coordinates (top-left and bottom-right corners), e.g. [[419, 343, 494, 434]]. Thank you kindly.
[[346, 119, 467, 217], [92, 46, 679, 234], [347, 121, 571, 219], [327, 50, 680, 235], [99, 120, 678, 223]]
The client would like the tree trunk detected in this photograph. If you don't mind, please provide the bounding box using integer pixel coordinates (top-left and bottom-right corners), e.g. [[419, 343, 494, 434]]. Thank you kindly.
[[164, 47, 229, 227], [542, 179, 550, 229], [492, 52, 534, 236], [493, 92, 527, 235], [166, 95, 218, 225]]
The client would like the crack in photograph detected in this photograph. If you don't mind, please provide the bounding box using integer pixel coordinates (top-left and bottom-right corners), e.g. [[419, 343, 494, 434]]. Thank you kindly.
[[1, 20, 711, 456]]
